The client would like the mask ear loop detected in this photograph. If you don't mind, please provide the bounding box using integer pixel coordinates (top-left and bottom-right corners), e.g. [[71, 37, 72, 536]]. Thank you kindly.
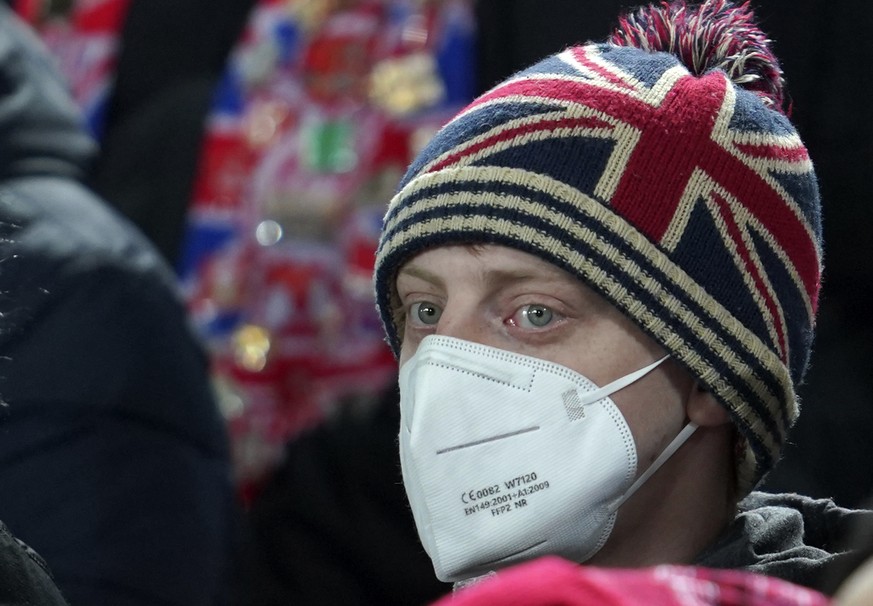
[[576, 355, 670, 407], [607, 421, 699, 515], [574, 353, 697, 515]]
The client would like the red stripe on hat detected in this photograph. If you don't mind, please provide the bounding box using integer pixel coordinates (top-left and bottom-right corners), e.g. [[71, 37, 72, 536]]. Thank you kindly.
[[426, 115, 614, 174]]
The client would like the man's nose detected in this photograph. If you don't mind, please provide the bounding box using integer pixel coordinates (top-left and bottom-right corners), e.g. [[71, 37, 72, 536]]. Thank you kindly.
[[434, 304, 499, 349]]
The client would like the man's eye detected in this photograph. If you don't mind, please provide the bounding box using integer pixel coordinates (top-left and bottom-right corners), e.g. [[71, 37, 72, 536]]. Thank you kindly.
[[519, 304, 554, 328], [411, 301, 443, 325]]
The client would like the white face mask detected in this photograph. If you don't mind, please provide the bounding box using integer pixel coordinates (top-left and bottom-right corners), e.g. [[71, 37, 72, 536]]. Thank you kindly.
[[399, 335, 697, 583]]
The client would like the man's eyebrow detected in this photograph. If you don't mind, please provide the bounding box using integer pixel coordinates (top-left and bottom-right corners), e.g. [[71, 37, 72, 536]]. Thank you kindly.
[[397, 265, 445, 289], [398, 264, 571, 289], [482, 266, 571, 287]]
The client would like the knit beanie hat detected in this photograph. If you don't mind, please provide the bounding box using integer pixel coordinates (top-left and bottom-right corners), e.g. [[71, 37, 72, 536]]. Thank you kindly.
[[374, 0, 823, 494]]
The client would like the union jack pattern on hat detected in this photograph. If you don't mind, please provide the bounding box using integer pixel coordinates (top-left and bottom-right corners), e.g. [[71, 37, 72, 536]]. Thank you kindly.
[[374, 0, 823, 493]]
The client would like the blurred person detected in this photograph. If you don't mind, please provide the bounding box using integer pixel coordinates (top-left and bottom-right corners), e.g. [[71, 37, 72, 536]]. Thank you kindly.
[[0, 5, 234, 605], [90, 0, 258, 266], [373, 0, 873, 594]]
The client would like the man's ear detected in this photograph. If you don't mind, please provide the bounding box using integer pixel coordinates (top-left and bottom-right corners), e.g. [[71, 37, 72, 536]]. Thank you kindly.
[[686, 383, 731, 427]]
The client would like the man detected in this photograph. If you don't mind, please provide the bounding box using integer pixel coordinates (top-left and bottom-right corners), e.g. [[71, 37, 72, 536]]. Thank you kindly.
[[373, 0, 872, 592]]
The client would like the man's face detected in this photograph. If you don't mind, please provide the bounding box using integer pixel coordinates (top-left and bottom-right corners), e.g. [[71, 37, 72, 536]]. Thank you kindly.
[[395, 244, 694, 473]]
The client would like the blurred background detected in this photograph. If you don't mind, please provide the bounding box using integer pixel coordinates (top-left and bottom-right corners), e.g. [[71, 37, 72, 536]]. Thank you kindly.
[[3, 0, 871, 603]]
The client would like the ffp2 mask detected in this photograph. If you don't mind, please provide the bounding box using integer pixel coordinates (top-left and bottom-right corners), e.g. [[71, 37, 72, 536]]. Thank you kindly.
[[399, 335, 696, 582]]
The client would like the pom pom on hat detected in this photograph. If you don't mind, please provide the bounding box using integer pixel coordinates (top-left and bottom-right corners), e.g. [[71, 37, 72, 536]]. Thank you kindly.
[[609, 0, 785, 110], [375, 0, 823, 494]]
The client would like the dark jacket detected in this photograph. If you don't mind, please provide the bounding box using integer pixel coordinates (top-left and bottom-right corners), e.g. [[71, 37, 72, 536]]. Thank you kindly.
[[696, 491, 873, 594], [0, 6, 234, 605]]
